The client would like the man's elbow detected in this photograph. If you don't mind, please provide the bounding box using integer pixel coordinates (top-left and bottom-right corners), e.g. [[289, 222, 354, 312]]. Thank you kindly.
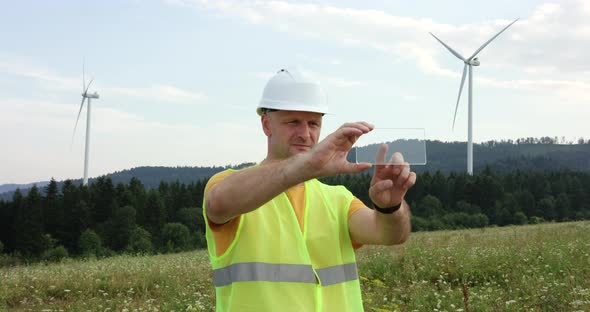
[[394, 231, 410, 245], [382, 227, 411, 246], [205, 194, 230, 225]]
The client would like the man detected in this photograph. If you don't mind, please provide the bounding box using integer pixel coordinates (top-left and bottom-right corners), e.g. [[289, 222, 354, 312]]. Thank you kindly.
[[203, 68, 416, 311]]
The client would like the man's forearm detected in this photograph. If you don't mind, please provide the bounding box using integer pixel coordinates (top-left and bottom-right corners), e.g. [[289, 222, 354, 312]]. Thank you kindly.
[[206, 156, 311, 224]]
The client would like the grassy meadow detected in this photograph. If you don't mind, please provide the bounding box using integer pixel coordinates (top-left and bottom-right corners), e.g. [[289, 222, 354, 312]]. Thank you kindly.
[[1, 221, 589, 311]]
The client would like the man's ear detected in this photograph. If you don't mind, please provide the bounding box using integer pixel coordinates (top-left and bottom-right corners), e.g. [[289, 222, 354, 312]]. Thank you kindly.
[[261, 114, 272, 137]]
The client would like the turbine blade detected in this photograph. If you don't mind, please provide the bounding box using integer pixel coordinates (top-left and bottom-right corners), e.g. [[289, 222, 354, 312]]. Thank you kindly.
[[72, 97, 87, 144], [452, 64, 468, 130], [83, 78, 94, 95], [468, 18, 519, 60], [430, 32, 466, 61]]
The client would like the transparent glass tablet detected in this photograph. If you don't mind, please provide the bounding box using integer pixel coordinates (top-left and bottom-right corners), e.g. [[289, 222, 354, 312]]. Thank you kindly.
[[347, 128, 427, 165]]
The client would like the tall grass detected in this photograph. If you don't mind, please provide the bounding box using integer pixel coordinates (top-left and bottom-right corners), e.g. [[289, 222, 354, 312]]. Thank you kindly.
[[0, 252, 215, 311], [358, 222, 590, 311], [1, 222, 589, 311]]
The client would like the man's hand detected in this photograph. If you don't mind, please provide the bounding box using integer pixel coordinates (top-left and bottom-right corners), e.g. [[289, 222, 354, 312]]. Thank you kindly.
[[295, 122, 374, 179], [349, 144, 416, 246], [368, 144, 416, 208]]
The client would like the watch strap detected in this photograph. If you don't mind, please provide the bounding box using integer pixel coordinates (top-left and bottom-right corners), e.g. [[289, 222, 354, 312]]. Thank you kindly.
[[372, 201, 402, 214]]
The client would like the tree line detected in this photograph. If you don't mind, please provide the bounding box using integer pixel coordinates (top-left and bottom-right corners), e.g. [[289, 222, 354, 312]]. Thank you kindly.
[[0, 177, 207, 264], [1, 168, 590, 263], [323, 168, 590, 230]]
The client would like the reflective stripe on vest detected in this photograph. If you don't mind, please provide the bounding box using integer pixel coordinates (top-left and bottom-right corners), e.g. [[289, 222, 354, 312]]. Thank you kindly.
[[316, 263, 359, 286], [213, 262, 358, 287]]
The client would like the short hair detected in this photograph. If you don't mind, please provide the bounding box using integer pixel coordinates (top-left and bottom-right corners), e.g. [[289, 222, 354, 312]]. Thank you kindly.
[[260, 108, 278, 114]]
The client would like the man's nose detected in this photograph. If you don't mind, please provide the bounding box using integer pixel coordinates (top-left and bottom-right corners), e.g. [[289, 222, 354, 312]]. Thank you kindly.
[[295, 124, 311, 140]]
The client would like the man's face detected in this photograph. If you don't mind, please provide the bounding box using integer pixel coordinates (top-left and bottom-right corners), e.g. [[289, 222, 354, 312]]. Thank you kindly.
[[262, 110, 323, 160]]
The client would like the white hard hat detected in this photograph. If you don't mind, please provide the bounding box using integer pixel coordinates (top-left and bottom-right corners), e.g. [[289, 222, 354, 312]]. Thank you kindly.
[[257, 68, 329, 115]]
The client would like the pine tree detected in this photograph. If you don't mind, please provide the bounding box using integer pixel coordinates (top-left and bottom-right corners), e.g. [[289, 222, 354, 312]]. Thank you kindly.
[[428, 170, 449, 206], [538, 196, 557, 221], [129, 178, 148, 226], [109, 205, 137, 251], [555, 193, 571, 221], [515, 190, 537, 218], [144, 189, 166, 238], [14, 186, 46, 256], [61, 181, 91, 253], [2, 190, 23, 252], [90, 177, 116, 224], [42, 178, 63, 242]]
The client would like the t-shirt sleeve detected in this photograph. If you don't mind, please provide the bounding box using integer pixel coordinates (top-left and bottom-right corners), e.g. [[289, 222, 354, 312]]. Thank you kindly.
[[204, 170, 241, 256], [204, 170, 236, 227], [347, 197, 368, 250]]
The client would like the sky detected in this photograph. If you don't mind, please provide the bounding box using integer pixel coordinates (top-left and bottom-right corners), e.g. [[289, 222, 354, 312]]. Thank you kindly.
[[1, 0, 589, 184]]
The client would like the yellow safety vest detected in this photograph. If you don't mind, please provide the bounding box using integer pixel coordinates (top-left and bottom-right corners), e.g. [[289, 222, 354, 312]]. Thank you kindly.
[[203, 171, 364, 312]]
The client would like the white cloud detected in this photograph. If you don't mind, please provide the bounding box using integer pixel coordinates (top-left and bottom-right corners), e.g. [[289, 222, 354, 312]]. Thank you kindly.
[[298, 68, 367, 88], [250, 68, 366, 88], [477, 77, 590, 104], [106, 84, 206, 103], [250, 71, 276, 81], [0, 61, 79, 90], [322, 76, 367, 88], [0, 60, 206, 104], [168, 0, 590, 93], [296, 54, 342, 66]]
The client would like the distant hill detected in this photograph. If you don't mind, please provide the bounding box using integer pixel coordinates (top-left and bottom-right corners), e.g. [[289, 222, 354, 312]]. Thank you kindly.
[[0, 182, 50, 194], [418, 141, 590, 173], [1, 140, 589, 201], [0, 164, 254, 201]]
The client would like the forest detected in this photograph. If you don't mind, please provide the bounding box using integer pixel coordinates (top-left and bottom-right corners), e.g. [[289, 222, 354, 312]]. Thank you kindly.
[[1, 166, 589, 263]]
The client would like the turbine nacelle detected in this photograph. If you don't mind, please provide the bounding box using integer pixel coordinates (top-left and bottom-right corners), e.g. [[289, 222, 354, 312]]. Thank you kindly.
[[468, 57, 480, 66], [83, 92, 100, 99]]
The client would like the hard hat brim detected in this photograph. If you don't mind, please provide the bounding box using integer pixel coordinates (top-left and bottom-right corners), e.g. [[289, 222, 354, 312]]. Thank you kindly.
[[256, 102, 329, 116]]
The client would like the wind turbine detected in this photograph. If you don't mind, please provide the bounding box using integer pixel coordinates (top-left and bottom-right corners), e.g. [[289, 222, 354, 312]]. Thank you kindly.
[[430, 18, 518, 175], [72, 63, 99, 186]]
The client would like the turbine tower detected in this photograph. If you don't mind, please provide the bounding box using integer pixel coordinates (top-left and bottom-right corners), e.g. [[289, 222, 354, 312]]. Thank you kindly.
[[430, 18, 518, 175], [73, 63, 99, 186]]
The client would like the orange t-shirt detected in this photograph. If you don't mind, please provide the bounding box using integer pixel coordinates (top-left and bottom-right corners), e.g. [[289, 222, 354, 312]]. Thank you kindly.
[[205, 170, 366, 256]]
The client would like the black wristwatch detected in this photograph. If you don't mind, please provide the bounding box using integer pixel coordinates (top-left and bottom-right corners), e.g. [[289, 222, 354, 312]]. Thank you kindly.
[[372, 201, 402, 214]]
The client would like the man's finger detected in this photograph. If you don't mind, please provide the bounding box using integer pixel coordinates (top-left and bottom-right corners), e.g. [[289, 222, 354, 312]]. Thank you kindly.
[[341, 122, 374, 134], [369, 179, 394, 198], [354, 121, 374, 133], [375, 143, 388, 166], [397, 164, 410, 186], [338, 126, 364, 138], [390, 152, 404, 165], [347, 162, 372, 174], [403, 172, 417, 189]]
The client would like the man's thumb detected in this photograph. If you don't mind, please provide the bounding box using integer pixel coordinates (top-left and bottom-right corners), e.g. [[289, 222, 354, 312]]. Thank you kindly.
[[350, 162, 372, 173]]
